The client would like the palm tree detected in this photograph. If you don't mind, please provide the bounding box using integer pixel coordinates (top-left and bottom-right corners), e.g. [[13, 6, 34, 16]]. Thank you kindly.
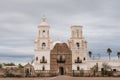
[[88, 51, 92, 60], [117, 52, 120, 60], [107, 48, 112, 60]]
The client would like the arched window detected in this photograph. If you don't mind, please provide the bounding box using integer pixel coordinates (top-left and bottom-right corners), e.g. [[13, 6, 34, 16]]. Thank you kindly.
[[76, 30, 79, 37], [42, 65, 45, 71], [77, 66, 80, 70], [77, 57, 80, 61], [42, 56, 45, 62], [57, 55, 65, 63], [36, 57, 38, 61], [57, 55, 64, 61], [75, 57, 82, 63], [40, 56, 47, 63], [72, 31, 74, 37], [83, 57, 86, 61], [42, 30, 45, 37], [42, 43, 46, 49], [76, 42, 80, 49], [60, 55, 62, 61]]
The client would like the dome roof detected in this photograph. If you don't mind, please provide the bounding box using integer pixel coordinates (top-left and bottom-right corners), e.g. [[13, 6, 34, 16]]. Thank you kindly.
[[38, 17, 49, 27], [53, 41, 62, 46]]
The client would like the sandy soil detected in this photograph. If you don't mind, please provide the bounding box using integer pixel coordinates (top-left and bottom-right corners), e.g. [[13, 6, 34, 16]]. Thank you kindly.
[[0, 76, 120, 80]]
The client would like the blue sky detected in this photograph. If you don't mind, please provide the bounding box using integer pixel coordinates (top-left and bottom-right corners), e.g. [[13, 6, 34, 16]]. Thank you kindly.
[[0, 0, 120, 58]]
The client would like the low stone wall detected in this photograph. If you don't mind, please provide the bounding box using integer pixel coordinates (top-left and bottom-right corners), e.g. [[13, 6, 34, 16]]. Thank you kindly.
[[72, 70, 90, 77], [35, 70, 51, 77]]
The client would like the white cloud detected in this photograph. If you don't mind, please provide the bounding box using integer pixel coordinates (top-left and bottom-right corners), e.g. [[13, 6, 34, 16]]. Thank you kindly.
[[0, 0, 120, 56], [0, 46, 34, 55]]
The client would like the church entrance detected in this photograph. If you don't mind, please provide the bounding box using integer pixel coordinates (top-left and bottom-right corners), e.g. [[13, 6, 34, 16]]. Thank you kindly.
[[25, 68, 30, 77], [59, 67, 64, 75]]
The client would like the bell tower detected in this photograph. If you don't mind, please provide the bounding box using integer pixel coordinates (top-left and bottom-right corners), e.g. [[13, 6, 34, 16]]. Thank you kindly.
[[68, 25, 87, 70], [34, 17, 52, 71], [35, 17, 52, 50]]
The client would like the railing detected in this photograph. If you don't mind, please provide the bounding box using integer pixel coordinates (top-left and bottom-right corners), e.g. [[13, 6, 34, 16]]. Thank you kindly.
[[40, 60, 47, 63], [75, 59, 82, 63], [57, 60, 65, 63]]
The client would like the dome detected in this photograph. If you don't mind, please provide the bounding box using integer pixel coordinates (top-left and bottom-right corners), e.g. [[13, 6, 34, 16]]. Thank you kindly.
[[39, 22, 49, 26], [53, 41, 62, 46]]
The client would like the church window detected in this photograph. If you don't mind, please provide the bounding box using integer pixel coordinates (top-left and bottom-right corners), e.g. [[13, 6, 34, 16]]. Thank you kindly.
[[57, 56, 60, 61], [57, 55, 65, 63], [42, 30, 45, 37], [42, 56, 45, 62], [60, 55, 62, 61], [72, 31, 74, 37], [113, 69, 116, 72], [76, 42, 80, 49], [77, 30, 79, 37], [77, 66, 80, 70], [40, 56, 47, 63], [83, 57, 86, 61], [77, 57, 80, 61], [75, 57, 82, 63], [36, 57, 38, 61], [42, 65, 45, 71], [42, 43, 46, 49]]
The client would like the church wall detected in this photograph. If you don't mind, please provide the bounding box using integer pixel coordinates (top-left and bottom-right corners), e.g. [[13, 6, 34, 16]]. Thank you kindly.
[[72, 64, 88, 70], [34, 51, 50, 70], [86, 60, 120, 71]]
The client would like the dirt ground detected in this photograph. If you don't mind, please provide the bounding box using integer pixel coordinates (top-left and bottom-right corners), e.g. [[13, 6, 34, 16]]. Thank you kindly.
[[0, 76, 120, 80]]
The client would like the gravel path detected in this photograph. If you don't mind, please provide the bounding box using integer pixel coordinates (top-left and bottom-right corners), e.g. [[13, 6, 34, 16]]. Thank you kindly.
[[0, 76, 120, 80]]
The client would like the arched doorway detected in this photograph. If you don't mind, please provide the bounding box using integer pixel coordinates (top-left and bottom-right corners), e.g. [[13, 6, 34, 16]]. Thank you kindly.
[[59, 67, 64, 75], [25, 68, 30, 77]]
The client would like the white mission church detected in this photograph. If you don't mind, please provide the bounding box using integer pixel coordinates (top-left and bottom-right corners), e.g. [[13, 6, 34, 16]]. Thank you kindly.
[[32, 17, 120, 76]]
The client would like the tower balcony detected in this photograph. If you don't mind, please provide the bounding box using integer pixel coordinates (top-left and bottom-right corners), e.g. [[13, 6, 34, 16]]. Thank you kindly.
[[75, 59, 82, 63], [40, 60, 47, 63], [57, 59, 66, 63], [57, 59, 65, 63]]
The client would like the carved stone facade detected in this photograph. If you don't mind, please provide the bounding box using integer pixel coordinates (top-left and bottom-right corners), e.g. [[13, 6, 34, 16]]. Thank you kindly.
[[50, 43, 72, 75]]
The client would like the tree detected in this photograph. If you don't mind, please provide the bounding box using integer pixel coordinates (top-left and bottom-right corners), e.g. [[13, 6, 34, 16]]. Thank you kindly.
[[18, 64, 24, 68], [101, 63, 112, 76], [88, 51, 92, 60], [107, 48, 112, 60], [3, 63, 15, 66], [90, 63, 98, 77], [117, 52, 120, 60]]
